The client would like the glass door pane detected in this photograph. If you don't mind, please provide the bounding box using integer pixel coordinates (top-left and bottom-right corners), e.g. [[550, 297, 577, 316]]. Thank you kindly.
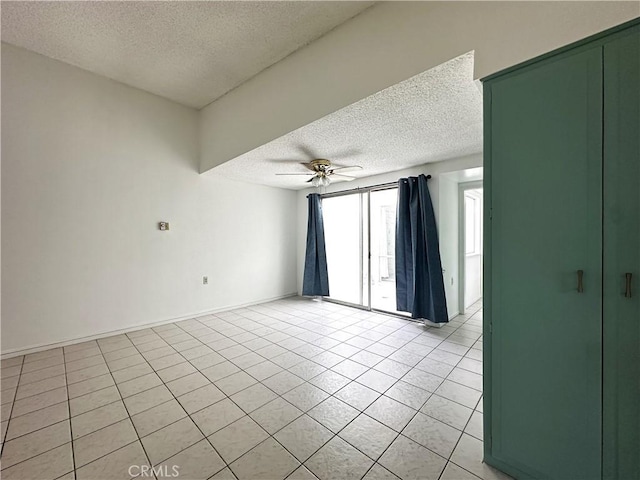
[[323, 194, 367, 306], [370, 188, 404, 314]]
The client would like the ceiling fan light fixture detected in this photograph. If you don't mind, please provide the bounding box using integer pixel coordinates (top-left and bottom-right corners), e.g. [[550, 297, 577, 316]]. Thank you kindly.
[[311, 175, 331, 188]]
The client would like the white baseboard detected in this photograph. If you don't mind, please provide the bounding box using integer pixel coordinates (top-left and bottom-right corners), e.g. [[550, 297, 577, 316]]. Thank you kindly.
[[1, 293, 298, 360]]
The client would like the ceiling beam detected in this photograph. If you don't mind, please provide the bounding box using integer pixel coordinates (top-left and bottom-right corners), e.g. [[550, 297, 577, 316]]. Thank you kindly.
[[199, 1, 639, 174]]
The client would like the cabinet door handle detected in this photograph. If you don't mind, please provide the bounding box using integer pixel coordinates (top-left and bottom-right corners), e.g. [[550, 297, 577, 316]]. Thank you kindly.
[[625, 273, 632, 298], [577, 270, 584, 293]]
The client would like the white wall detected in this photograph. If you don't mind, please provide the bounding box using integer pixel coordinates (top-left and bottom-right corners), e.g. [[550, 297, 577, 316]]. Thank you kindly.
[[296, 154, 482, 318], [1, 44, 298, 354], [201, 2, 639, 172]]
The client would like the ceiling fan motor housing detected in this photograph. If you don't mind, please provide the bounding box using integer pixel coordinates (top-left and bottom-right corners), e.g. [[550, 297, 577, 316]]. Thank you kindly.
[[310, 159, 332, 172]]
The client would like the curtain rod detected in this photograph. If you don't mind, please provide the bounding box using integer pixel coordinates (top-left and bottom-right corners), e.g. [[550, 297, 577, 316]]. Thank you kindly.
[[310, 174, 432, 199]]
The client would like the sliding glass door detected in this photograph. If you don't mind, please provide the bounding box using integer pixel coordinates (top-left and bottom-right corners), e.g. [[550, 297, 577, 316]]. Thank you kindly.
[[323, 193, 368, 306], [322, 187, 405, 316], [370, 188, 402, 313]]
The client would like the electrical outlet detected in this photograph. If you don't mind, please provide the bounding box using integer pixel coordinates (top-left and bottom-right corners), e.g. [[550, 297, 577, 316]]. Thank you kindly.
[[203, 276, 208, 285], [158, 222, 170, 231]]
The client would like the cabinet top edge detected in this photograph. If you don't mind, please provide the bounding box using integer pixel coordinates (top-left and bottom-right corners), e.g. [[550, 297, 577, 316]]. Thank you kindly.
[[482, 17, 639, 84]]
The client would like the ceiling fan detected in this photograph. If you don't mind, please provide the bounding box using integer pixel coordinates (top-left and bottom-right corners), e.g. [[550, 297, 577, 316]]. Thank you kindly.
[[276, 158, 363, 187]]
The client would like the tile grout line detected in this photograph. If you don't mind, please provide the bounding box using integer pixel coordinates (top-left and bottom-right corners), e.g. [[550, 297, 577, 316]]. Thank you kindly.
[[437, 306, 485, 480], [94, 339, 159, 478], [356, 304, 484, 479], [0, 420, 73, 473], [0, 355, 25, 459], [164, 308, 415, 478], [125, 334, 237, 480], [61, 346, 77, 479], [181, 318, 454, 477], [341, 382, 435, 480], [165, 320, 313, 479], [2, 298, 485, 480], [362, 312, 482, 477], [1, 305, 316, 473], [164, 301, 484, 479], [4, 343, 459, 464]]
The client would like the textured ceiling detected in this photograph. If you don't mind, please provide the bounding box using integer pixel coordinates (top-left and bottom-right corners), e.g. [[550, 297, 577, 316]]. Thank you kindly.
[[212, 52, 483, 190], [1, 1, 373, 108]]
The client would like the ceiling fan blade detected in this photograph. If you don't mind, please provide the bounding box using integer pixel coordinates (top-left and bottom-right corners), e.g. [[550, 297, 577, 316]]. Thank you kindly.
[[300, 162, 318, 172], [295, 144, 319, 160], [329, 148, 362, 160], [275, 173, 314, 176], [331, 174, 357, 181], [265, 158, 307, 164], [330, 165, 363, 173], [306, 177, 316, 183]]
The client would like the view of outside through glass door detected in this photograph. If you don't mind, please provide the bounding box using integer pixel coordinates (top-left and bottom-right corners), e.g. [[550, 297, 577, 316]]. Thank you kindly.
[[323, 188, 405, 316], [323, 194, 368, 306], [463, 188, 483, 309], [370, 188, 403, 314]]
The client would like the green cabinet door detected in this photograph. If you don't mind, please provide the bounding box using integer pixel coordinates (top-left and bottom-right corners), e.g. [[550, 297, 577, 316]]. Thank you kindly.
[[486, 46, 603, 479], [603, 27, 640, 480]]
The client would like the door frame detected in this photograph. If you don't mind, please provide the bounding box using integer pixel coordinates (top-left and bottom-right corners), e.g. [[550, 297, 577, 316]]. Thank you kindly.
[[458, 180, 483, 315]]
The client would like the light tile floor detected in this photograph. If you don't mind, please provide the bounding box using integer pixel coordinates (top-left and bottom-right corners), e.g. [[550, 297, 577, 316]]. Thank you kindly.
[[0, 297, 511, 480]]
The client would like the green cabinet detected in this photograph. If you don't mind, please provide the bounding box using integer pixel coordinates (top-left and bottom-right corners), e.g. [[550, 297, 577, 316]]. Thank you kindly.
[[484, 20, 639, 480], [603, 30, 640, 480]]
